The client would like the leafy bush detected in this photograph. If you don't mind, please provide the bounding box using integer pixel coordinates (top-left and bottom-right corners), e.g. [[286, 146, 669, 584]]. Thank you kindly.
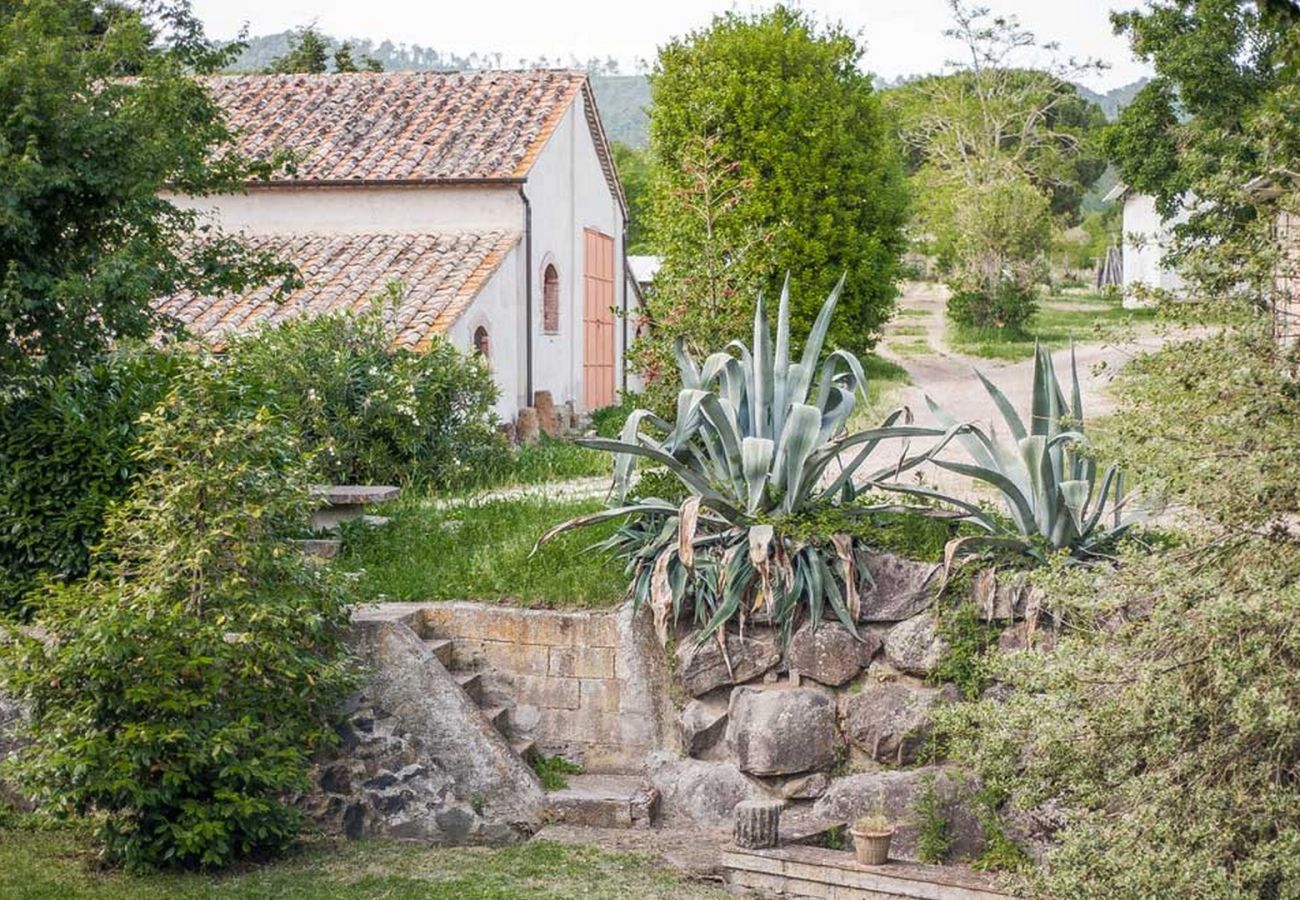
[[0, 346, 179, 614], [540, 279, 947, 645], [224, 309, 504, 487], [0, 360, 355, 870], [946, 281, 1039, 332]]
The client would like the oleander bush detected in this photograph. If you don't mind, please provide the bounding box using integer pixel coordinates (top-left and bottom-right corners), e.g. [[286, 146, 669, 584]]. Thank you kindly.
[[223, 308, 505, 487], [0, 359, 356, 870]]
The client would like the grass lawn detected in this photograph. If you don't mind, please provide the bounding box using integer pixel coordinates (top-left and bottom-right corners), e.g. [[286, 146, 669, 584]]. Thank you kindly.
[[886, 339, 934, 357], [338, 496, 628, 609], [0, 821, 722, 899], [948, 291, 1158, 360], [895, 307, 931, 318], [461, 436, 609, 495]]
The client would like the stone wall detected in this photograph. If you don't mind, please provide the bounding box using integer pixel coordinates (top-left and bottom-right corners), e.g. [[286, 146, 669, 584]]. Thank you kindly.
[[649, 555, 1044, 863], [417, 601, 678, 772]]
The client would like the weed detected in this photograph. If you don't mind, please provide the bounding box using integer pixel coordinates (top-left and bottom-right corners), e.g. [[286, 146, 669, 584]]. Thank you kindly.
[[913, 774, 953, 864], [532, 755, 583, 791]]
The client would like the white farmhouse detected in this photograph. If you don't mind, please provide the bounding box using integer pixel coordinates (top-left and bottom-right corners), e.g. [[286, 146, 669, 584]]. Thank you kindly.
[[1103, 182, 1190, 307], [161, 70, 637, 420]]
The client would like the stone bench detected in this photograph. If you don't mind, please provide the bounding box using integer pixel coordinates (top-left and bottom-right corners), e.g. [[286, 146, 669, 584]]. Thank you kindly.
[[310, 484, 400, 532]]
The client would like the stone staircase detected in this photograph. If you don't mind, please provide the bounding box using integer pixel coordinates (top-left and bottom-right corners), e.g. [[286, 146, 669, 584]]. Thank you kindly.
[[423, 635, 538, 763], [421, 628, 659, 830]]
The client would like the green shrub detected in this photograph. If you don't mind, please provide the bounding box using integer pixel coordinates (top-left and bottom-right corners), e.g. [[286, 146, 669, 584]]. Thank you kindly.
[[946, 281, 1038, 332], [0, 360, 355, 871], [224, 309, 505, 487], [0, 345, 179, 615]]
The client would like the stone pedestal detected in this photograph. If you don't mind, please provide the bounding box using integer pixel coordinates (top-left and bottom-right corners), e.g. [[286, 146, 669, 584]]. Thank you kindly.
[[734, 799, 783, 849], [516, 407, 541, 446]]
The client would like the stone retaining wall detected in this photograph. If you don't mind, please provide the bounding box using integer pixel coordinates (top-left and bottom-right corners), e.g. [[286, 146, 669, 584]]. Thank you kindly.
[[417, 601, 678, 772]]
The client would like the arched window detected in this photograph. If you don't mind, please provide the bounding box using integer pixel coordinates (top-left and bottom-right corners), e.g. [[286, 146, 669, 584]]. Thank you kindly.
[[473, 325, 490, 359], [542, 264, 560, 333]]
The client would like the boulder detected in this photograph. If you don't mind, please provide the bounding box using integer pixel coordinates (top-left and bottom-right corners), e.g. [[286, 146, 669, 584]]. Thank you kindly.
[[309, 613, 545, 842], [860, 552, 941, 622], [775, 772, 830, 800], [675, 631, 780, 698], [813, 768, 985, 861], [647, 752, 772, 828], [533, 390, 560, 437], [679, 698, 728, 758], [787, 622, 880, 687], [883, 613, 948, 676], [727, 686, 838, 776], [515, 407, 541, 446], [843, 681, 959, 765]]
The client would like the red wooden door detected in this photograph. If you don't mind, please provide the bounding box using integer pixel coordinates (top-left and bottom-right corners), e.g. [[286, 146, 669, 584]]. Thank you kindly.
[[583, 228, 616, 409]]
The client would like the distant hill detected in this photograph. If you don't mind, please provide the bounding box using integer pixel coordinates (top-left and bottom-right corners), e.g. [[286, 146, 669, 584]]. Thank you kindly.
[[223, 31, 1146, 149]]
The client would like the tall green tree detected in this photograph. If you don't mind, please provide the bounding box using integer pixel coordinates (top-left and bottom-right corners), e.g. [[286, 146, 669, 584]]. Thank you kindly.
[[0, 0, 293, 379], [332, 40, 384, 73], [888, 1, 1107, 329], [648, 6, 909, 353], [265, 24, 329, 74], [611, 141, 652, 253]]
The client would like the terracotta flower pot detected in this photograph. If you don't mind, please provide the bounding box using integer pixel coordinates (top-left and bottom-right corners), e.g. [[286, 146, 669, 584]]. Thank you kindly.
[[850, 827, 894, 866]]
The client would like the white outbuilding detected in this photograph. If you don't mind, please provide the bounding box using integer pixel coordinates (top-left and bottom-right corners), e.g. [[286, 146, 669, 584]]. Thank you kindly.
[[1103, 182, 1190, 307], [162, 70, 638, 420]]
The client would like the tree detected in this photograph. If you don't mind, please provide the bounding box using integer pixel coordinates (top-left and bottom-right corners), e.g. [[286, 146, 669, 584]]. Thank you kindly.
[[629, 137, 772, 410], [890, 1, 1107, 329], [648, 6, 909, 354], [333, 40, 384, 73], [611, 142, 652, 252], [265, 24, 329, 73], [0, 0, 293, 380]]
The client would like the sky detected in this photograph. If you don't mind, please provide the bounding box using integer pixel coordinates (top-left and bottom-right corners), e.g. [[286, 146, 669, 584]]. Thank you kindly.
[[188, 0, 1153, 91]]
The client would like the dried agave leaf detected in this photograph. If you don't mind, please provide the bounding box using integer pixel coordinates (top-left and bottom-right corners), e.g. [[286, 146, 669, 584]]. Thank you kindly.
[[649, 550, 674, 646], [832, 533, 860, 622], [678, 495, 702, 571]]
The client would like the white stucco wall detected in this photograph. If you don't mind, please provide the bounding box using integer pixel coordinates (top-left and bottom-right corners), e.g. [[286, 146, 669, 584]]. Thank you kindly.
[[1121, 193, 1189, 307], [524, 96, 627, 413], [164, 185, 520, 234], [447, 245, 527, 420]]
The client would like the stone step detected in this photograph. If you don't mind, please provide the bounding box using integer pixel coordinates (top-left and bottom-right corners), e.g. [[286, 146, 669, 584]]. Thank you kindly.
[[425, 638, 454, 668], [454, 671, 482, 704], [543, 774, 659, 829], [481, 704, 509, 734], [511, 739, 537, 763]]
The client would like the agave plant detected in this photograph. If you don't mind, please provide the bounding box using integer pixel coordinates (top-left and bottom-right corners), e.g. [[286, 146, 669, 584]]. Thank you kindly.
[[882, 343, 1131, 561], [537, 277, 953, 647]]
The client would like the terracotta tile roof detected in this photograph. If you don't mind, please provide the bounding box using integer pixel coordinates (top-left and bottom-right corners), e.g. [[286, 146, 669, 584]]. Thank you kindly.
[[158, 230, 520, 349], [202, 70, 587, 183]]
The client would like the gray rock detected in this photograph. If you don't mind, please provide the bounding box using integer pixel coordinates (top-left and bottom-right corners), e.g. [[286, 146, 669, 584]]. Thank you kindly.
[[679, 699, 728, 758], [776, 772, 830, 800], [308, 615, 545, 842], [813, 768, 985, 861], [843, 681, 959, 765], [997, 621, 1056, 654], [860, 552, 941, 622], [727, 686, 838, 776], [883, 613, 948, 676], [647, 751, 772, 827], [788, 623, 880, 687], [613, 602, 683, 765], [675, 631, 780, 698]]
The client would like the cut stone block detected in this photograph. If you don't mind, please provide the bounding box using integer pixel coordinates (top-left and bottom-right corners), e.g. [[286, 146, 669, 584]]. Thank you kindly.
[[544, 774, 658, 829]]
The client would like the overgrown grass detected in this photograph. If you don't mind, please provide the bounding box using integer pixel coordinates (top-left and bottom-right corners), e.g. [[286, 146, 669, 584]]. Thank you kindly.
[[888, 324, 928, 337], [887, 339, 934, 357], [0, 818, 721, 899], [338, 496, 627, 609], [462, 437, 609, 495], [948, 291, 1158, 361], [855, 354, 911, 426], [896, 307, 931, 319]]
